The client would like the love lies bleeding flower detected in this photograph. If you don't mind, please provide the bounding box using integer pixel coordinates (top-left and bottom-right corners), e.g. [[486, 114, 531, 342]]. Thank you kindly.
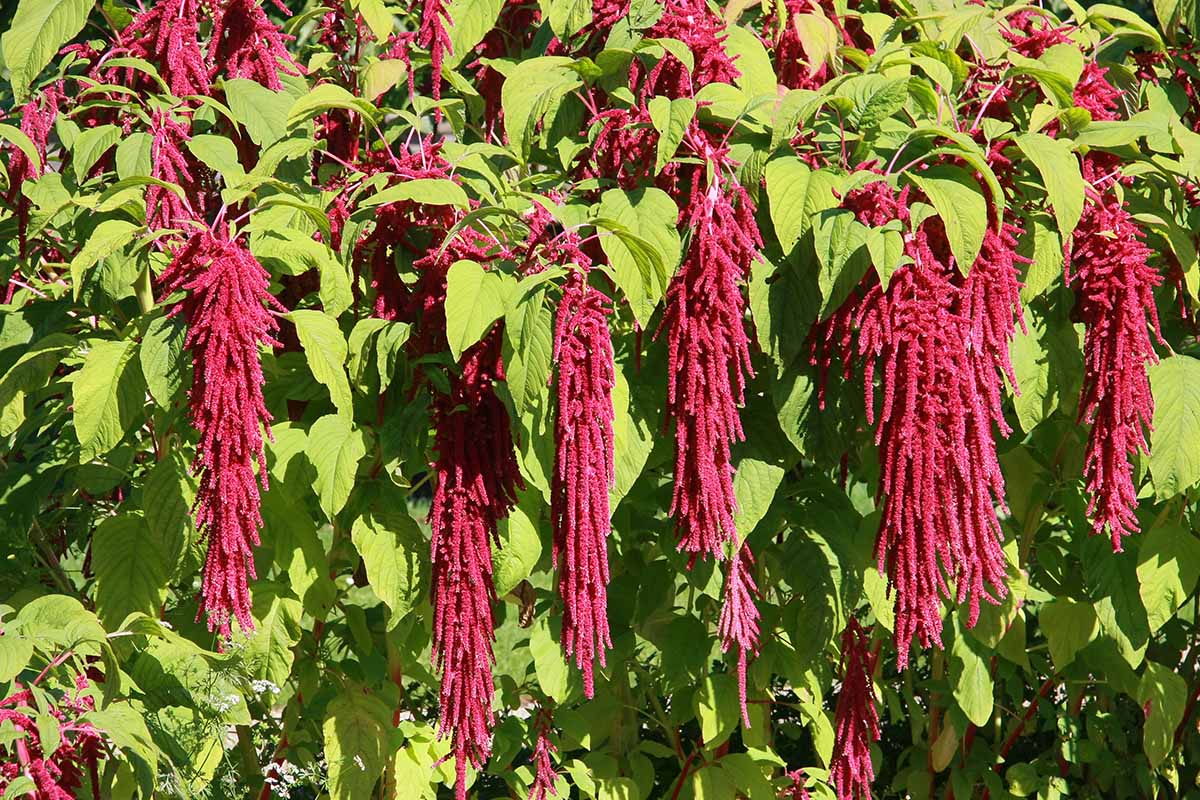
[[113, 0, 209, 97], [147, 110, 198, 236], [159, 225, 282, 638], [830, 619, 880, 800], [209, 0, 304, 91]]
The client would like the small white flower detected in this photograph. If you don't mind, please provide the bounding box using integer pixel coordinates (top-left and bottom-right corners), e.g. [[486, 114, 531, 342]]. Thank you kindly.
[[354, 755, 366, 771]]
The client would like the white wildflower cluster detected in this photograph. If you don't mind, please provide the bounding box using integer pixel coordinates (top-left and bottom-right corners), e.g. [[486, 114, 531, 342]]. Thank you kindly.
[[209, 692, 242, 714], [250, 679, 281, 696]]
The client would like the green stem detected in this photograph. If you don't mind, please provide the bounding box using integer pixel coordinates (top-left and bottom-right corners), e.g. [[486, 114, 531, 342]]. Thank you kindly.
[[134, 264, 154, 315]]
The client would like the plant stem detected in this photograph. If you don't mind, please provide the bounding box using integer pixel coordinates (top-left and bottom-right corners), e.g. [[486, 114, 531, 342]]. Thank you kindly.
[[134, 264, 154, 314]]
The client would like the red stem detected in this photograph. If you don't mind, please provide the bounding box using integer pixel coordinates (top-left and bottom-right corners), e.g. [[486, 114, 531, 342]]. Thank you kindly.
[[669, 748, 699, 800]]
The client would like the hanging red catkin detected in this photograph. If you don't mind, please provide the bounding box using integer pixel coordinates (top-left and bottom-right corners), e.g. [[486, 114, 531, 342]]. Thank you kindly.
[[147, 110, 197, 236], [658, 147, 760, 562], [114, 0, 209, 97], [552, 271, 616, 698], [526, 707, 561, 800], [418, 0, 452, 101], [429, 331, 522, 800], [3, 87, 60, 269], [717, 541, 761, 727], [1068, 195, 1161, 549], [160, 226, 281, 637], [830, 619, 880, 800], [209, 0, 303, 91]]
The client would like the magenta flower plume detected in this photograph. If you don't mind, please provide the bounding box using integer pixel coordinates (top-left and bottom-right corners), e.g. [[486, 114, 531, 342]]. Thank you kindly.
[[1068, 195, 1161, 549], [209, 0, 303, 91], [3, 88, 60, 265], [1074, 62, 1121, 121], [147, 110, 197, 236], [526, 708, 561, 800], [552, 271, 616, 698], [0, 684, 104, 800], [160, 226, 281, 638], [657, 160, 760, 562], [1002, 10, 1074, 58], [115, 0, 208, 96], [765, 0, 848, 90], [830, 619, 880, 800], [419, 0, 453, 101], [634, 0, 740, 98], [780, 769, 812, 799], [717, 541, 761, 727], [429, 331, 523, 800]]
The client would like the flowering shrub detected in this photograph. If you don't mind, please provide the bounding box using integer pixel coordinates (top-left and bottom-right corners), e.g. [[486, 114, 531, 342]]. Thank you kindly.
[[2, 1, 1200, 799]]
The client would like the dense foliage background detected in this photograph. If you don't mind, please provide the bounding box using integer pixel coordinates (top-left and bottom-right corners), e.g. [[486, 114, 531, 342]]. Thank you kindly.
[[2, 0, 1200, 798]]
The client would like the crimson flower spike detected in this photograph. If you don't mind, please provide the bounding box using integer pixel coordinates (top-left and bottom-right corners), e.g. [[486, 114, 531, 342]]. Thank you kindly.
[[147, 110, 197, 237], [717, 540, 761, 727], [116, 0, 208, 97], [429, 332, 523, 800], [551, 271, 616, 698], [526, 707, 561, 800], [159, 225, 282, 638], [418, 0, 452, 101], [830, 619, 880, 800], [209, 0, 304, 91]]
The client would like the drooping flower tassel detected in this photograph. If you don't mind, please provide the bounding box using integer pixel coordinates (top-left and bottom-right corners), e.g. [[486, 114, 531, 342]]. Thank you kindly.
[[526, 707, 561, 800], [418, 0, 452, 101], [3, 87, 60, 268], [114, 0, 209, 97], [147, 110, 197, 236], [551, 271, 616, 698], [657, 164, 760, 563], [717, 541, 761, 728], [1068, 195, 1161, 549], [159, 226, 281, 637], [209, 0, 303, 91], [430, 331, 523, 800], [830, 619, 880, 800]]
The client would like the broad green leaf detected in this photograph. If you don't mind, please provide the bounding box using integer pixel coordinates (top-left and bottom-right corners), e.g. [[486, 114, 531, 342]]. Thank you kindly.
[[2, 0, 93, 102], [502, 286, 554, 419], [813, 209, 871, 318], [610, 364, 656, 506], [264, 489, 337, 619], [353, 0, 395, 41], [907, 165, 987, 274], [865, 226, 907, 291], [0, 634, 33, 683], [1137, 521, 1200, 633], [74, 339, 146, 461], [1019, 215, 1062, 302], [1014, 133, 1084, 243], [140, 314, 188, 408], [597, 187, 681, 328], [445, 0, 506, 67], [361, 58, 409, 100], [324, 689, 392, 800], [723, 25, 777, 96], [648, 96, 696, 174], [0, 123, 41, 173], [1084, 539, 1149, 668], [1148, 355, 1200, 499], [1009, 316, 1052, 432], [290, 310, 353, 419], [361, 178, 469, 210], [351, 510, 427, 624], [764, 158, 838, 255], [1039, 599, 1098, 671], [694, 673, 740, 748], [732, 458, 785, 544], [186, 134, 245, 180], [1137, 661, 1187, 769], [92, 513, 172, 628], [845, 74, 910, 130], [501, 56, 581, 161], [141, 452, 192, 577], [73, 124, 121, 183], [224, 79, 292, 147], [83, 703, 158, 794], [444, 259, 510, 361], [115, 132, 153, 179], [546, 0, 593, 38], [242, 591, 302, 688], [493, 494, 542, 596], [70, 220, 140, 296], [306, 414, 367, 520], [951, 617, 994, 727], [288, 83, 379, 126], [530, 617, 571, 703]]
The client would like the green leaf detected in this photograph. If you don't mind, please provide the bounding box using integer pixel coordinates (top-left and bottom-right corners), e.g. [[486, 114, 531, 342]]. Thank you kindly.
[[361, 58, 409, 100], [1, 0, 93, 102], [351, 510, 428, 625], [288, 83, 379, 126], [722, 25, 777, 97], [361, 178, 469, 210], [306, 414, 368, 521], [530, 616, 571, 703], [907, 165, 987, 274], [0, 634, 33, 683], [501, 56, 581, 161], [844, 74, 911, 130], [141, 452, 191, 577], [74, 339, 147, 462], [186, 134, 245, 180], [813, 209, 871, 318], [546, 0, 593, 38], [115, 132, 153, 179], [224, 79, 292, 147], [493, 494, 542, 596], [242, 591, 302, 688], [0, 123, 42, 173], [445, 0, 506, 67], [70, 220, 140, 297], [93, 513, 172, 628], [1009, 316, 1052, 433], [1039, 599, 1098, 671], [323, 688, 392, 800], [1137, 521, 1200, 634], [1137, 661, 1187, 769], [648, 96, 696, 174], [444, 259, 510, 361], [140, 314, 188, 408], [83, 703, 158, 794], [290, 310, 353, 419], [732, 458, 785, 543], [610, 364, 656, 506], [264, 489, 337, 619], [1148, 355, 1200, 499], [694, 673, 740, 748], [865, 226, 907, 291], [596, 187, 681, 328], [951, 617, 994, 727], [1014, 133, 1084, 243], [764, 158, 838, 255], [1019, 215, 1062, 302], [73, 124, 121, 183], [353, 0, 395, 41]]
